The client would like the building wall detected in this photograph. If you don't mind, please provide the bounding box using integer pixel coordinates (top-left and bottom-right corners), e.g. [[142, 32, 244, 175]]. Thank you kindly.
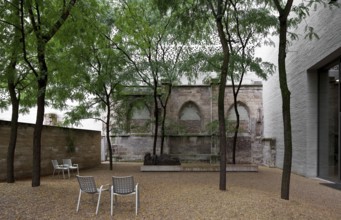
[[0, 120, 101, 181], [263, 5, 341, 177], [112, 83, 265, 164]]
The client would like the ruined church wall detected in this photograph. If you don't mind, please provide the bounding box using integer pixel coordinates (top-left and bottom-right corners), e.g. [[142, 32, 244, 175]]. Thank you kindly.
[[112, 84, 266, 164]]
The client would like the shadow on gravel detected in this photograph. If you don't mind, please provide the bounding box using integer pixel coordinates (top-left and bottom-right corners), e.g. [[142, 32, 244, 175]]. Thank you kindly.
[[320, 183, 341, 191]]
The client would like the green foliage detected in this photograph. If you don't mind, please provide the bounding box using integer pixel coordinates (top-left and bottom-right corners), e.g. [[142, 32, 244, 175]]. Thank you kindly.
[[205, 119, 235, 135]]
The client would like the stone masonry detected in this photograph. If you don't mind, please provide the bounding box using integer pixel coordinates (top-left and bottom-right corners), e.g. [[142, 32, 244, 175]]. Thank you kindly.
[[0, 120, 101, 181], [111, 82, 268, 165]]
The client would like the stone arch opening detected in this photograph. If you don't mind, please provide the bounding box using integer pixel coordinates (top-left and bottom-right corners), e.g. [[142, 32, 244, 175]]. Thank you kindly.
[[227, 102, 250, 133], [178, 101, 202, 133], [129, 103, 151, 133]]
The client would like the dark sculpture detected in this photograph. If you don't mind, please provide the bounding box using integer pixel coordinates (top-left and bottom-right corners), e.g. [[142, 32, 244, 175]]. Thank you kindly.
[[144, 153, 181, 165]]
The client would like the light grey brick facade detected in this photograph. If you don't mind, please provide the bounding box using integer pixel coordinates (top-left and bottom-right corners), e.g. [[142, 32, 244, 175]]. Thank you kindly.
[[263, 5, 341, 177]]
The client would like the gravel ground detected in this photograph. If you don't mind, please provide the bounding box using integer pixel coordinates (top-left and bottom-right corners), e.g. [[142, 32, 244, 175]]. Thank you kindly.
[[1, 163, 341, 220]]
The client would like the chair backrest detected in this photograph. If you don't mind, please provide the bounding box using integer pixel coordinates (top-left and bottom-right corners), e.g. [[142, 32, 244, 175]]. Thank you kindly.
[[51, 160, 59, 168], [76, 176, 98, 193], [112, 176, 135, 194], [63, 159, 72, 166]]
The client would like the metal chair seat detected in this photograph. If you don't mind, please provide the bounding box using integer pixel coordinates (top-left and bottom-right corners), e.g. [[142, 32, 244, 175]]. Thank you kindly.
[[111, 176, 139, 215], [76, 175, 109, 215]]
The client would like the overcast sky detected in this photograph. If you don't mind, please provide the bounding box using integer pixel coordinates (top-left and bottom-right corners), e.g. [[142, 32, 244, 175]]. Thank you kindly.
[[0, 107, 102, 131]]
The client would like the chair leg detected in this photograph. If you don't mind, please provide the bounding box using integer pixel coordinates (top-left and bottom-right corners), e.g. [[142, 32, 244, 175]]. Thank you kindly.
[[96, 191, 102, 215], [111, 192, 113, 216], [135, 187, 140, 215], [135, 193, 138, 215], [136, 184, 139, 215], [77, 190, 82, 212]]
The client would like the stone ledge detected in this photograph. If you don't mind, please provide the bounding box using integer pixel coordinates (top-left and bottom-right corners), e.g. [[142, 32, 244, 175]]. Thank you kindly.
[[140, 165, 182, 172], [140, 164, 258, 172]]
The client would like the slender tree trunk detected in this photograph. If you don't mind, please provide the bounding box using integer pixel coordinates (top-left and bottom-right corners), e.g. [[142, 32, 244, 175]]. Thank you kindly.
[[278, 14, 292, 200], [218, 67, 228, 191], [232, 99, 240, 164], [6, 0, 21, 183], [32, 47, 48, 185], [215, 5, 230, 191], [32, 32, 48, 187], [32, 77, 47, 187], [160, 84, 172, 155], [106, 102, 113, 170], [152, 79, 159, 156], [160, 108, 166, 155], [273, 0, 294, 200], [7, 84, 19, 183]]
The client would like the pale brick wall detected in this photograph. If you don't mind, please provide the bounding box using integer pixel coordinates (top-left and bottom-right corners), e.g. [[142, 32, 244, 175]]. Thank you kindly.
[[0, 120, 101, 181], [263, 5, 341, 177]]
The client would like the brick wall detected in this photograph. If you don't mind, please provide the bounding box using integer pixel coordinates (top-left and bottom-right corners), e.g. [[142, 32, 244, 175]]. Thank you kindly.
[[262, 5, 341, 177], [0, 120, 101, 181]]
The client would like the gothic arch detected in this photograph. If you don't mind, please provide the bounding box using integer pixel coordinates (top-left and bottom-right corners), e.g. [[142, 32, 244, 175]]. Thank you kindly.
[[227, 102, 250, 133], [128, 103, 151, 133], [178, 101, 202, 133]]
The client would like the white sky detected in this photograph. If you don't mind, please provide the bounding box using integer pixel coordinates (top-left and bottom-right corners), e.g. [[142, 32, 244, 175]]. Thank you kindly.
[[0, 107, 102, 131]]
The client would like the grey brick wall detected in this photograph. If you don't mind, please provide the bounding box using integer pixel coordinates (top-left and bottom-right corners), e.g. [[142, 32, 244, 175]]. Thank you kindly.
[[262, 5, 341, 177]]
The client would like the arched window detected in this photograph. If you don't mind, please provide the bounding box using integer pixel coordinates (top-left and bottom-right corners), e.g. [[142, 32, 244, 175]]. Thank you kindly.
[[129, 105, 151, 133], [131, 106, 150, 120], [179, 102, 202, 133], [227, 103, 250, 133]]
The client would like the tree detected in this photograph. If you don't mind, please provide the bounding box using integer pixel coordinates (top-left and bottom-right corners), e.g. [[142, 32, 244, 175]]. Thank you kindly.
[[154, 0, 232, 190], [0, 0, 35, 183], [271, 0, 294, 201], [1, 0, 22, 183], [63, 42, 128, 171], [20, 0, 77, 187], [270, 0, 338, 199], [226, 0, 275, 164], [157, 45, 193, 154], [206, 0, 231, 191], [113, 0, 193, 156], [44, 0, 124, 171]]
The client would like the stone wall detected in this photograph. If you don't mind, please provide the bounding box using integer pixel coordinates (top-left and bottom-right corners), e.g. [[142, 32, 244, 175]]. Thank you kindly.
[[111, 83, 265, 164], [0, 120, 101, 181]]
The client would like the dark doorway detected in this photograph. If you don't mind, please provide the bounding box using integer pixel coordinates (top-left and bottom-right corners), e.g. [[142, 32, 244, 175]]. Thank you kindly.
[[318, 59, 341, 182]]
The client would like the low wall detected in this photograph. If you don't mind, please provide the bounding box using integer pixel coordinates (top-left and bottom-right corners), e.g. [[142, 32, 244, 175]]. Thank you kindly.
[[0, 120, 101, 181]]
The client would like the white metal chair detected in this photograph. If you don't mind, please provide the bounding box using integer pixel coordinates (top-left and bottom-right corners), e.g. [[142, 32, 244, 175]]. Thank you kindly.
[[62, 159, 79, 175], [111, 176, 139, 216], [76, 175, 109, 215], [51, 160, 70, 179]]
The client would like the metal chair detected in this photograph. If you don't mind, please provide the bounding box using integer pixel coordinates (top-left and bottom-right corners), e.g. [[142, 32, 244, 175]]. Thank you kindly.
[[51, 160, 70, 179], [76, 175, 109, 215], [111, 176, 139, 216], [62, 159, 79, 175]]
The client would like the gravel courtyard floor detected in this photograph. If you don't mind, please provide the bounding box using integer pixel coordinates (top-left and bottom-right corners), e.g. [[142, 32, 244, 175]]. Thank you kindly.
[[1, 162, 341, 220]]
